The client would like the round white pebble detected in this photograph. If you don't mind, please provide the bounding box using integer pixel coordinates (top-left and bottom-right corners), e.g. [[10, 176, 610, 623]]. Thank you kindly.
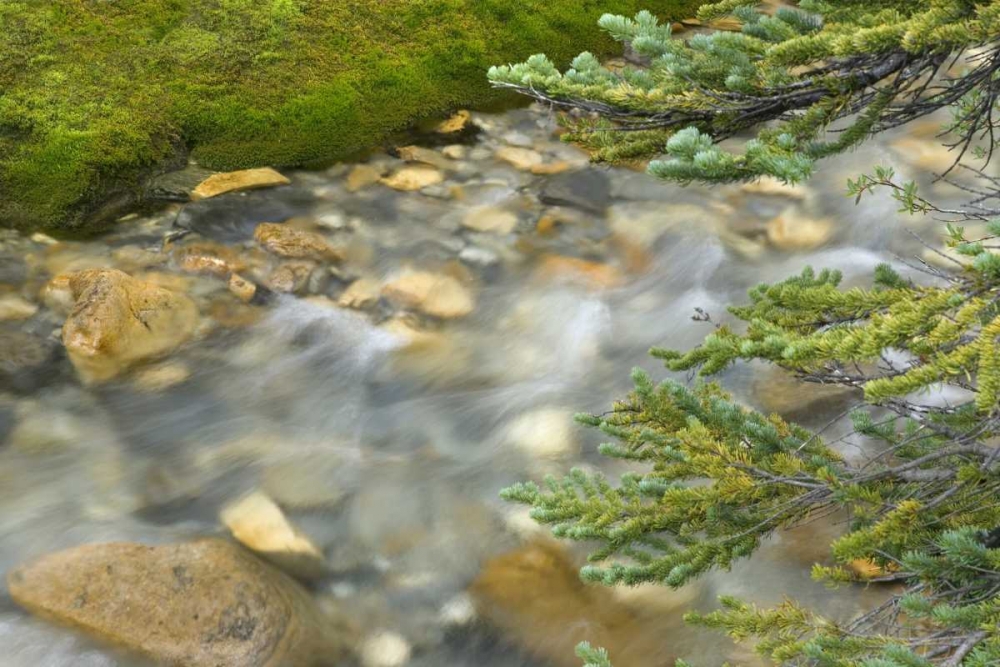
[[360, 631, 412, 667], [439, 593, 477, 627]]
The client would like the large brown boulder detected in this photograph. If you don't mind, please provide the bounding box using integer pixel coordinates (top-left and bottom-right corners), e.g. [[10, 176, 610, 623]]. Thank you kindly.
[[469, 540, 689, 667], [59, 269, 199, 382], [6, 539, 349, 667]]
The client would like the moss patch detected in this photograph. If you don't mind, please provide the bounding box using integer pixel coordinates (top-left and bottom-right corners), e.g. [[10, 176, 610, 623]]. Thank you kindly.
[[0, 1, 701, 233]]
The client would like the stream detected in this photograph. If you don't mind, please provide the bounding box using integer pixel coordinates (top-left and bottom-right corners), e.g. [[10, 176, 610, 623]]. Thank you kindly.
[[0, 103, 972, 666]]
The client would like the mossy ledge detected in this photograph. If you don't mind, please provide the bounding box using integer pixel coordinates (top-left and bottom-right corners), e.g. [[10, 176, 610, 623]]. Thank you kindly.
[[0, 0, 700, 234]]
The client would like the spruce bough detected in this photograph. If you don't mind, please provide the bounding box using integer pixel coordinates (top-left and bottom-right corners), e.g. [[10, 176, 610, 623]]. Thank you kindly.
[[494, 2, 1000, 665]]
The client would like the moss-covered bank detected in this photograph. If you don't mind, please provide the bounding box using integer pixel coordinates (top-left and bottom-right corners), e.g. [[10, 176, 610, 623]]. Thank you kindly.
[[0, 1, 700, 233]]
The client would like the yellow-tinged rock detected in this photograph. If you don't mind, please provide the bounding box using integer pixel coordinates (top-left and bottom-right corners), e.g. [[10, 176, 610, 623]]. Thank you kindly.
[[132, 362, 191, 391], [435, 109, 471, 134], [190, 167, 291, 200], [346, 164, 387, 192], [505, 407, 578, 460], [382, 271, 475, 319], [172, 242, 246, 277], [740, 176, 810, 201], [890, 136, 957, 174], [380, 166, 444, 191], [534, 254, 625, 290], [849, 558, 897, 580], [496, 146, 543, 171], [470, 540, 681, 667], [766, 208, 833, 251], [0, 294, 38, 321], [530, 161, 578, 175], [60, 269, 199, 383], [396, 145, 452, 170], [461, 206, 518, 234], [228, 273, 257, 302], [40, 274, 75, 314], [6, 539, 347, 666], [268, 261, 315, 293], [254, 223, 342, 261], [338, 278, 381, 310], [221, 491, 326, 579]]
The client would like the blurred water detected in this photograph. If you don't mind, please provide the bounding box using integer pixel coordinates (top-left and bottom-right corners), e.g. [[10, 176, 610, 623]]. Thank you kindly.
[[0, 104, 968, 666]]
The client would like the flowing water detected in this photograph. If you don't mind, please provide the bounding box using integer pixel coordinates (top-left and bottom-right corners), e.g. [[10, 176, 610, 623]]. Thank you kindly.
[[0, 104, 974, 666]]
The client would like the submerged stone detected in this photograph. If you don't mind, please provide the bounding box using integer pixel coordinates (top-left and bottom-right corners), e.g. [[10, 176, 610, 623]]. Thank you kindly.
[[0, 329, 66, 394], [7, 539, 348, 667], [382, 271, 475, 319], [59, 269, 199, 383], [221, 491, 327, 580], [254, 223, 343, 262], [540, 170, 611, 214]]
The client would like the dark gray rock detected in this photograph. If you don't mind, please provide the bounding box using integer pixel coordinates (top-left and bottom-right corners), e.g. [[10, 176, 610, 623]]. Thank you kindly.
[[174, 189, 315, 243], [0, 329, 67, 394], [0, 253, 28, 286], [540, 170, 611, 214], [146, 165, 217, 202]]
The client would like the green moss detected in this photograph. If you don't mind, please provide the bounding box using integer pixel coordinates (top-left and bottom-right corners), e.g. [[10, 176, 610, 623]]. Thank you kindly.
[[0, 0, 702, 233]]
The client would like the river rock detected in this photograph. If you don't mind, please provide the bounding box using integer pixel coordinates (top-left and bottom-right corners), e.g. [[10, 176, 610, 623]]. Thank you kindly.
[[530, 160, 578, 175], [0, 295, 38, 321], [147, 164, 217, 201], [0, 330, 65, 394], [750, 366, 854, 424], [254, 223, 342, 261], [496, 146, 543, 171], [172, 241, 246, 276], [190, 167, 291, 200], [458, 245, 500, 268], [0, 251, 28, 286], [338, 277, 381, 310], [382, 271, 474, 319], [175, 188, 316, 243], [534, 255, 624, 290], [6, 539, 347, 667], [740, 176, 810, 201], [110, 245, 168, 272], [380, 166, 444, 191], [221, 491, 326, 579], [435, 110, 471, 134], [766, 208, 834, 251], [261, 455, 348, 510], [59, 269, 199, 383], [397, 145, 452, 171], [889, 136, 956, 173], [540, 170, 611, 214], [132, 361, 192, 392], [505, 407, 577, 460], [346, 164, 388, 192], [470, 540, 678, 667], [462, 206, 518, 234], [441, 145, 467, 160], [360, 630, 412, 667], [229, 273, 258, 302], [268, 261, 316, 294]]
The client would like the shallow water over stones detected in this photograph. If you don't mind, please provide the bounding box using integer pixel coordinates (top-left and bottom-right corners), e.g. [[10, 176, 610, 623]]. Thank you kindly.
[[0, 104, 966, 666]]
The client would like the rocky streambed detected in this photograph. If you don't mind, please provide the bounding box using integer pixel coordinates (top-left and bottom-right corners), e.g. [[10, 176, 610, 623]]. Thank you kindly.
[[0, 104, 970, 666]]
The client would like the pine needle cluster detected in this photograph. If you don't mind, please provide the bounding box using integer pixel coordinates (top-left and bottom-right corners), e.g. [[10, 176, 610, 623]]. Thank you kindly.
[[493, 2, 1000, 665], [488, 1, 1000, 182]]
